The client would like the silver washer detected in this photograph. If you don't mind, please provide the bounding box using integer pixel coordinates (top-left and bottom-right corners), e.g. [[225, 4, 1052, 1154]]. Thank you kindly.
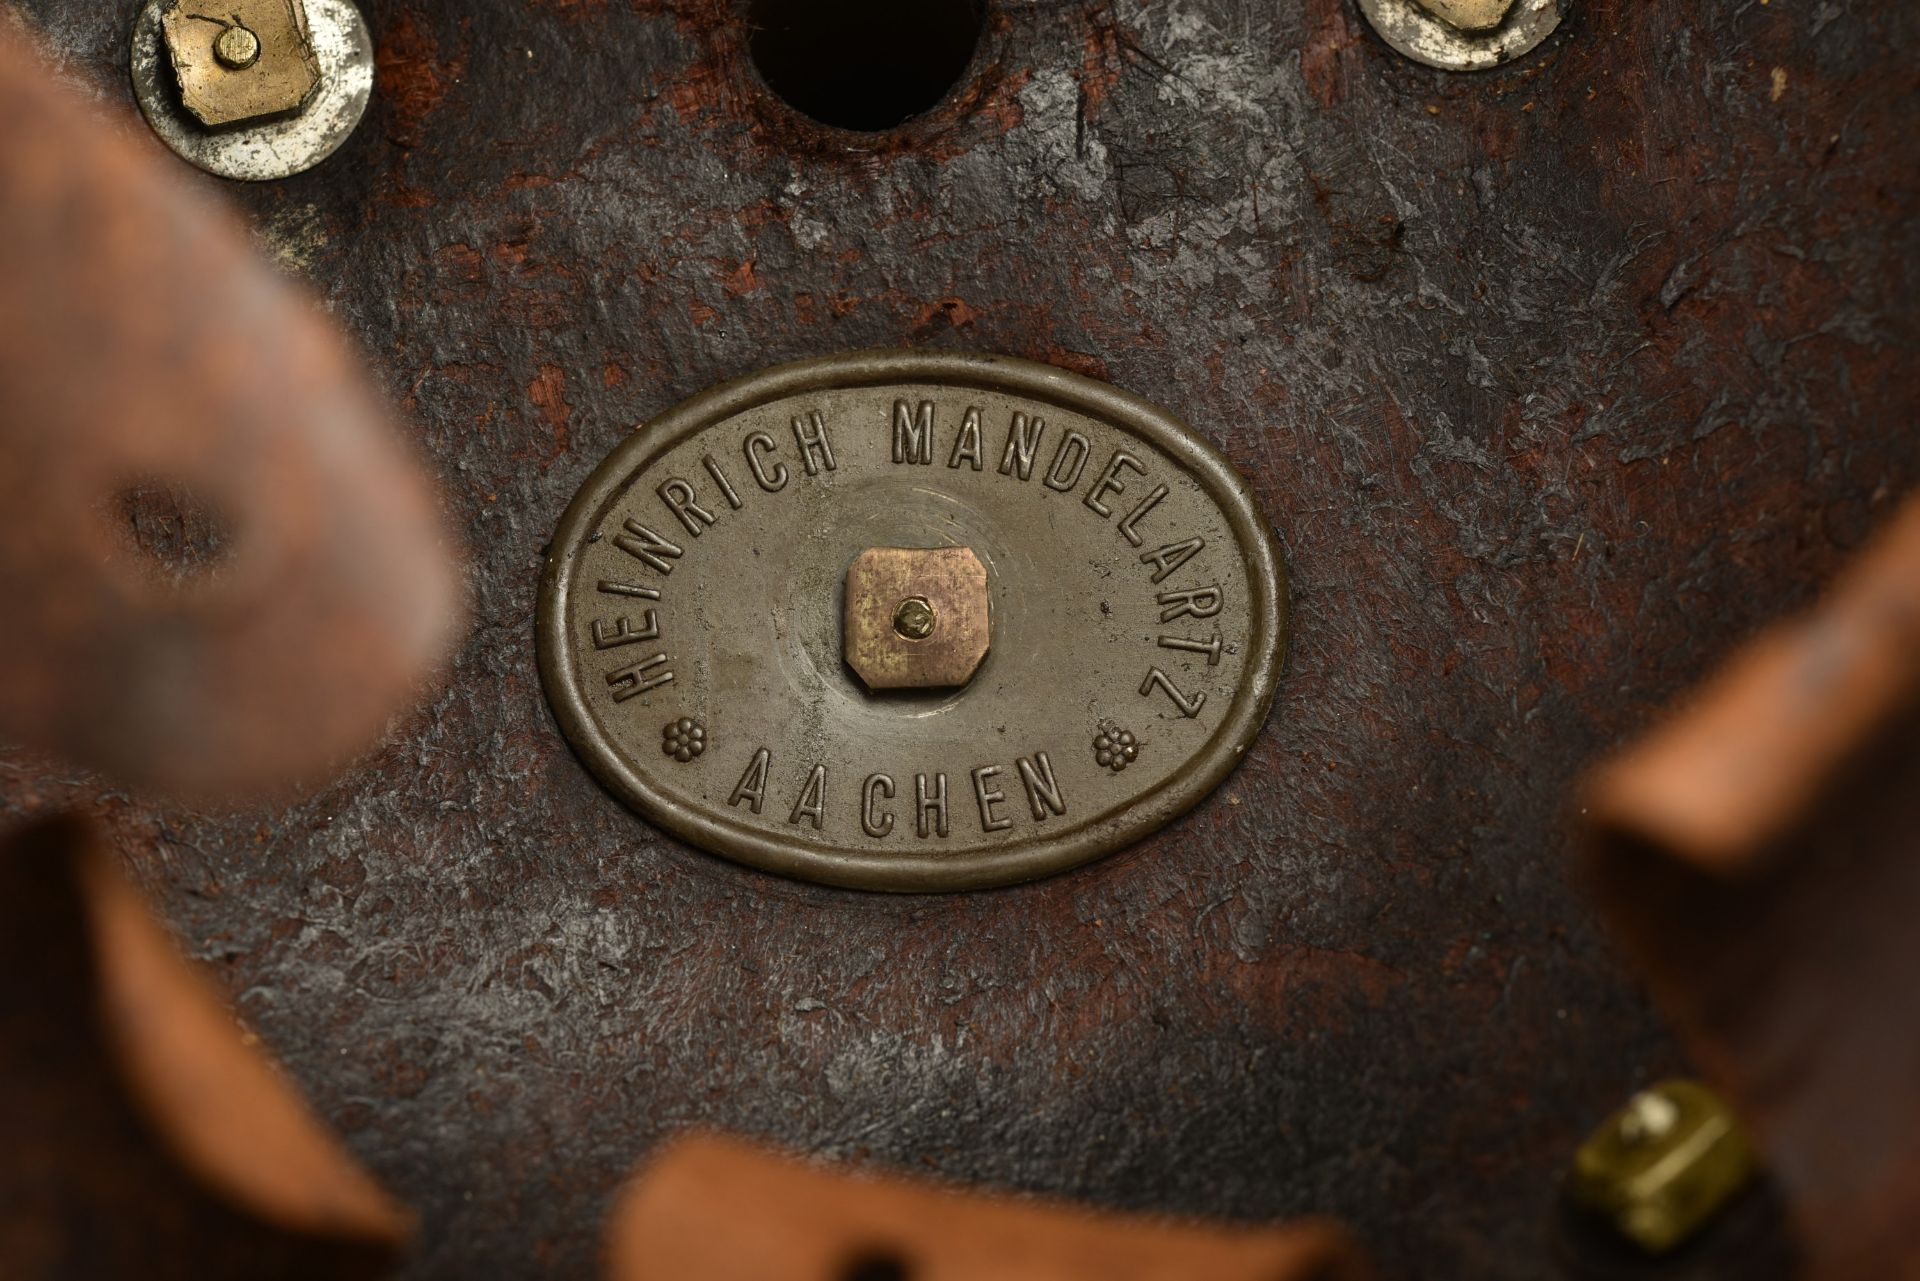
[[1358, 0, 1566, 72], [130, 0, 374, 181]]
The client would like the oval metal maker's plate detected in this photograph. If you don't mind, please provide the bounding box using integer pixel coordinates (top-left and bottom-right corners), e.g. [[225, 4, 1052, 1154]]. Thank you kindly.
[[538, 352, 1289, 891]]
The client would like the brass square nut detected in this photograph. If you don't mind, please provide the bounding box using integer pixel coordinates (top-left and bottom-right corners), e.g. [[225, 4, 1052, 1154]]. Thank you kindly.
[[844, 546, 991, 691], [161, 0, 320, 128], [1571, 1080, 1759, 1254]]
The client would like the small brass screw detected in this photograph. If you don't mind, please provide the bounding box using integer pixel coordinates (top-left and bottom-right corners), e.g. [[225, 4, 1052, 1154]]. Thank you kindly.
[[892, 597, 936, 641], [213, 23, 262, 70]]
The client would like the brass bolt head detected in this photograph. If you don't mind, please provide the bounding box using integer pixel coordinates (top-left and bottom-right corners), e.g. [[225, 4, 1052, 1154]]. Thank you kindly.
[[1570, 1080, 1759, 1255], [845, 547, 989, 691], [1413, 0, 1517, 33], [892, 597, 936, 641], [213, 24, 261, 69]]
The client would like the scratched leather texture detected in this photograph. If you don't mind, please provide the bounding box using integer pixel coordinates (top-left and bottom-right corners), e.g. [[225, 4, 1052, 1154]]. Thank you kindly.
[[4, 1, 1917, 1278]]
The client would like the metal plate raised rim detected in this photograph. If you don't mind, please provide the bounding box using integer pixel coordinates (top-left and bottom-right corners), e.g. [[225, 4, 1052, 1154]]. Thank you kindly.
[[537, 350, 1290, 893]]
